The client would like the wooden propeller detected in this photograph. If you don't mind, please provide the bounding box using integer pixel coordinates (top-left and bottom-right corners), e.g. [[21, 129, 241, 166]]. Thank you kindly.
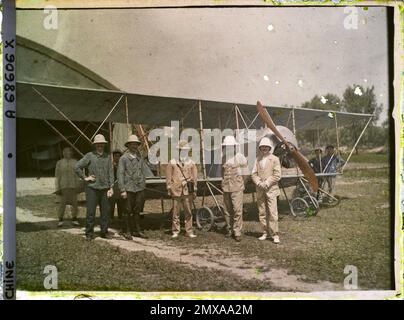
[[256, 101, 319, 192]]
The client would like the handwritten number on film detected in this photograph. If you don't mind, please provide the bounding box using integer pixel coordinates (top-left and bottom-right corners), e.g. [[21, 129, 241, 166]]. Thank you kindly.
[[4, 39, 16, 118]]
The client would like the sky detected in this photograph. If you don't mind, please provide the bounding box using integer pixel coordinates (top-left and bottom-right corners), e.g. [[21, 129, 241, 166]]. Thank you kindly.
[[17, 7, 390, 124]]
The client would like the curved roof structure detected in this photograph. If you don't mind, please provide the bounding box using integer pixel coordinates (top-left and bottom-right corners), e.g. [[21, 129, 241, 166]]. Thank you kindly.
[[17, 36, 117, 90]]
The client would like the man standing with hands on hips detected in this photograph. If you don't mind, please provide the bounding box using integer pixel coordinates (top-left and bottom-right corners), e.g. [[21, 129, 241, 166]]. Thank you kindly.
[[251, 137, 281, 244], [118, 134, 150, 240], [75, 134, 114, 241]]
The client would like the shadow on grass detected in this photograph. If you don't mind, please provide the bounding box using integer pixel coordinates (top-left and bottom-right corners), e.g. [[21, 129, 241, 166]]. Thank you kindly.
[[16, 218, 89, 234]]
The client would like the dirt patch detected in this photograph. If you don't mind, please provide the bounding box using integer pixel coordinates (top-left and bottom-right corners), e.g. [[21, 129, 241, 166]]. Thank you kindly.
[[17, 178, 55, 197], [16, 207, 341, 292]]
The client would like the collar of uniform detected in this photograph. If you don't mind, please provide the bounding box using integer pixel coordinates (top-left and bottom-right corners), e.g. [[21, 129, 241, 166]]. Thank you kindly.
[[259, 153, 271, 159], [128, 152, 139, 161], [93, 151, 107, 158], [174, 158, 191, 165], [260, 152, 272, 158], [223, 153, 241, 164]]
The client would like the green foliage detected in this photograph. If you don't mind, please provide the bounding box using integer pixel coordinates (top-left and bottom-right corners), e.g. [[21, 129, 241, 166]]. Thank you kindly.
[[298, 85, 387, 150], [342, 85, 381, 121], [299, 94, 341, 148], [341, 85, 384, 152], [301, 94, 341, 111]]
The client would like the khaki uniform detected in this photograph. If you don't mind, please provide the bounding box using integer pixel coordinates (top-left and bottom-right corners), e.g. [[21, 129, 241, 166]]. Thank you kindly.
[[221, 153, 248, 237], [166, 158, 198, 235], [55, 158, 81, 221], [252, 154, 281, 236]]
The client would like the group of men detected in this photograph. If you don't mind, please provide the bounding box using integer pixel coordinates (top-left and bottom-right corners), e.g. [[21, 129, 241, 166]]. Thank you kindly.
[[56, 134, 150, 241], [220, 136, 281, 243], [308, 145, 346, 196], [55, 133, 287, 244]]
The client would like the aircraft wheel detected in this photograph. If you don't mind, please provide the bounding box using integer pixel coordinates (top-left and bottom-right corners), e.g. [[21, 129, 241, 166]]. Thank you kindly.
[[196, 206, 215, 231], [290, 197, 309, 217]]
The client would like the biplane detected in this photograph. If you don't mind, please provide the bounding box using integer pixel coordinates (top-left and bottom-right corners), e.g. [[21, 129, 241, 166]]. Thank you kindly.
[[17, 80, 373, 231]]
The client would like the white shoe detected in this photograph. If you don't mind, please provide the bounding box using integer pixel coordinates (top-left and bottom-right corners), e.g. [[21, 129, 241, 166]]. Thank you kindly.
[[273, 235, 280, 244], [57, 221, 64, 227], [187, 233, 197, 238], [171, 233, 179, 238], [258, 234, 267, 241]]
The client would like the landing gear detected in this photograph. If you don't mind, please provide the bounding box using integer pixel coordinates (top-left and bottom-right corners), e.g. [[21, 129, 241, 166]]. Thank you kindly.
[[195, 206, 215, 231], [290, 196, 319, 217], [195, 205, 226, 231]]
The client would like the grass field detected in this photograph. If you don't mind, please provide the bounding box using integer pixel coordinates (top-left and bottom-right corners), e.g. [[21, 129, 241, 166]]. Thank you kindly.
[[343, 167, 390, 179], [15, 158, 393, 292], [347, 153, 389, 164], [16, 229, 273, 292], [304, 152, 389, 165]]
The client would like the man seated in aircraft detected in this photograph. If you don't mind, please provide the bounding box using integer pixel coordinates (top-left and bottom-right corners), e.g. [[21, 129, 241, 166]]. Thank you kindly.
[[166, 140, 198, 239], [251, 137, 281, 244]]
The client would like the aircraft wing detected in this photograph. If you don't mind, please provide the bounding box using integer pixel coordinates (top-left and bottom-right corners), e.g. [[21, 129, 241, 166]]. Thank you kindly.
[[17, 81, 372, 130]]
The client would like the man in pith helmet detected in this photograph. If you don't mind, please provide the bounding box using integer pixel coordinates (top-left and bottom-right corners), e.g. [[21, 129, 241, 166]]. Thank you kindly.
[[251, 137, 281, 244], [118, 134, 150, 239], [221, 135, 249, 242], [75, 134, 114, 241], [166, 140, 198, 238]]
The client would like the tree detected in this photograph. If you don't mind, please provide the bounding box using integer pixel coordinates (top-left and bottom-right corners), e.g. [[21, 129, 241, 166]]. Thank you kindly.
[[299, 94, 341, 148], [342, 85, 381, 118], [301, 94, 341, 111], [341, 85, 383, 153]]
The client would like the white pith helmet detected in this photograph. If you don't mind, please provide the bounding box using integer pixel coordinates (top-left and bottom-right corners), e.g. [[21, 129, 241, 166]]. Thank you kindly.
[[222, 135, 239, 146], [125, 134, 141, 147], [259, 137, 275, 151], [93, 134, 108, 144]]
